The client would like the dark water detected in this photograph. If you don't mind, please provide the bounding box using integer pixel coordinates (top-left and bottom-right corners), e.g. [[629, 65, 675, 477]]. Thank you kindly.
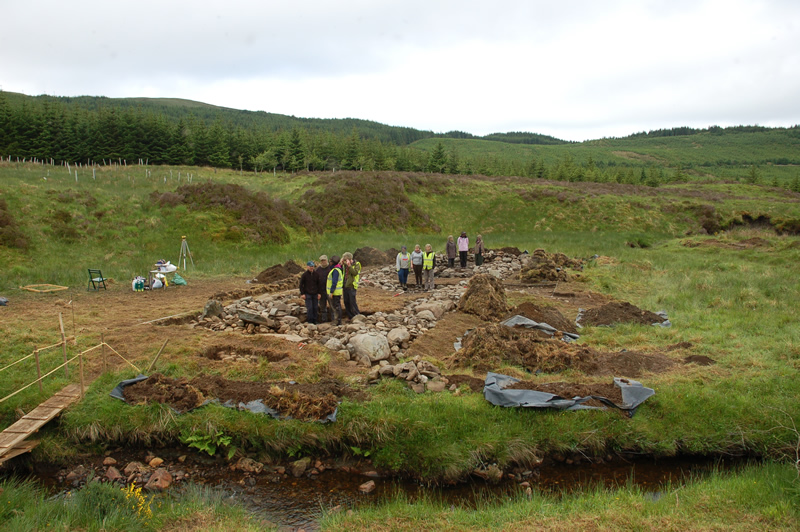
[[9, 452, 747, 532], [196, 455, 745, 530]]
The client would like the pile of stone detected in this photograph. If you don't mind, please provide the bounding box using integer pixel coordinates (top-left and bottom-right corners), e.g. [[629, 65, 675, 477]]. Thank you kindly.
[[368, 356, 450, 393], [193, 293, 306, 334], [189, 248, 575, 388]]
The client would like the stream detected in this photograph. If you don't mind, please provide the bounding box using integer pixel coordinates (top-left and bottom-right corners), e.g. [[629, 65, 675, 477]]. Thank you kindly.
[[3, 449, 749, 531]]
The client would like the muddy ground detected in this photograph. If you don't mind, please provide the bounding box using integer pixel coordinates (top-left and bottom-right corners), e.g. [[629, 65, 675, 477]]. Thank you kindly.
[[2, 257, 703, 428]]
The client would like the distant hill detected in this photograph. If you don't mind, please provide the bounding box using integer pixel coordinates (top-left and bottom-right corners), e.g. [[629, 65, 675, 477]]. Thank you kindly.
[[2, 91, 799, 187], [1, 91, 572, 147]]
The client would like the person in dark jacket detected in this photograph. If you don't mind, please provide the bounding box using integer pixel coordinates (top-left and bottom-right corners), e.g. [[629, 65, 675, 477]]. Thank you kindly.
[[299, 261, 319, 324], [446, 235, 457, 268], [314, 255, 331, 322]]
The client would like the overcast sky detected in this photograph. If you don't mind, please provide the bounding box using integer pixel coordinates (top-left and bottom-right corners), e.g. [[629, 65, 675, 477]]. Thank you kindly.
[[2, 0, 799, 141]]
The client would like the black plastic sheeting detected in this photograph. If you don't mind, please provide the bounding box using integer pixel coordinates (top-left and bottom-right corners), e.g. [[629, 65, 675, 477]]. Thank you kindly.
[[483, 372, 654, 417], [500, 315, 580, 341], [109, 375, 337, 423]]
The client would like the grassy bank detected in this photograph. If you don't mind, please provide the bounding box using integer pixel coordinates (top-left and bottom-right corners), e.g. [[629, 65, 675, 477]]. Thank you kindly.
[[319, 462, 800, 531], [29, 228, 795, 481], [0, 478, 267, 531]]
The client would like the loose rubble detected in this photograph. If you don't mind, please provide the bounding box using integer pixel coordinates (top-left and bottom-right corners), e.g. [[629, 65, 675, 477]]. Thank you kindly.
[[189, 249, 538, 391]]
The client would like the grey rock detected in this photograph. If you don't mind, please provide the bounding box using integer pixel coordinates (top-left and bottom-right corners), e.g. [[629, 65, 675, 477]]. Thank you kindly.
[[386, 327, 411, 346], [349, 333, 391, 363], [201, 300, 224, 319]]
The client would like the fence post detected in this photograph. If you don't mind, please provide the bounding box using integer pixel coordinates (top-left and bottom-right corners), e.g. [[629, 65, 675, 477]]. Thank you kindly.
[[59, 313, 69, 378], [102, 333, 107, 374], [34, 347, 42, 393], [79, 353, 85, 399]]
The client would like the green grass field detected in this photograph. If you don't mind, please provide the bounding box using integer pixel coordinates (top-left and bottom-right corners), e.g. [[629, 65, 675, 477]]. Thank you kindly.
[[2, 161, 800, 529]]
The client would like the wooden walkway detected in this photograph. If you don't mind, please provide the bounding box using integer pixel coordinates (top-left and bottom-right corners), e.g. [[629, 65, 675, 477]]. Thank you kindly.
[[0, 383, 82, 465]]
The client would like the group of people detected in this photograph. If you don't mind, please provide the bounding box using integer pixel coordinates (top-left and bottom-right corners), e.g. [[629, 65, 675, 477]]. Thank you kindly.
[[395, 244, 436, 291], [299, 253, 361, 326], [445, 232, 485, 268], [396, 232, 485, 291], [300, 232, 485, 326]]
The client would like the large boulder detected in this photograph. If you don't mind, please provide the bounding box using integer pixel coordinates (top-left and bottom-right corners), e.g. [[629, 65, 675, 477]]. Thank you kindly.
[[349, 333, 391, 363]]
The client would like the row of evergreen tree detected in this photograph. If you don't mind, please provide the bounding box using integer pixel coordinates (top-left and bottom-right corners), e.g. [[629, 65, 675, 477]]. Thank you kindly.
[[2, 92, 798, 191]]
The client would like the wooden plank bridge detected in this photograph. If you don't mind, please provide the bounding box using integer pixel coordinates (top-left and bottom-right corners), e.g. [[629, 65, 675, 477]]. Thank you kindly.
[[0, 383, 83, 465]]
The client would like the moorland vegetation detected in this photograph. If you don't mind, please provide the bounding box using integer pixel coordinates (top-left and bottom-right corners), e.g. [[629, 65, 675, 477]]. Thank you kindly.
[[1, 92, 800, 529]]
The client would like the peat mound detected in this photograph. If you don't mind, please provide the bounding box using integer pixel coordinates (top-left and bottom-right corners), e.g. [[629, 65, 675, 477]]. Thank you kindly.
[[457, 274, 508, 321], [451, 325, 674, 377], [492, 246, 523, 256], [255, 261, 304, 284], [353, 246, 390, 266], [123, 374, 205, 413], [580, 301, 666, 327], [123, 373, 362, 419], [510, 302, 577, 334], [519, 249, 583, 283], [506, 380, 624, 406]]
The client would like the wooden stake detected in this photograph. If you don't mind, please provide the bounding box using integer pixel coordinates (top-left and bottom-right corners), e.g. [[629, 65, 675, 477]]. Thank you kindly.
[[147, 339, 169, 372], [101, 333, 107, 374], [79, 354, 85, 399], [34, 348, 42, 393], [59, 313, 69, 378]]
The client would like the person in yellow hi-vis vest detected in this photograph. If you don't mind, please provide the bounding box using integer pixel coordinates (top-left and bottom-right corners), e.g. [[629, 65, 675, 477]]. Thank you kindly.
[[326, 255, 344, 326], [422, 244, 436, 291], [341, 251, 361, 319]]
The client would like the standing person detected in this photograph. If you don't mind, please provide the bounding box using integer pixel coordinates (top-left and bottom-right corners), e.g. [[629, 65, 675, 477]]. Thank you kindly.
[[299, 261, 319, 324], [422, 244, 436, 291], [341, 252, 361, 319], [474, 234, 485, 266], [327, 255, 344, 326], [457, 231, 469, 268], [314, 255, 331, 322], [411, 244, 424, 290], [446, 235, 457, 268], [396, 245, 411, 291]]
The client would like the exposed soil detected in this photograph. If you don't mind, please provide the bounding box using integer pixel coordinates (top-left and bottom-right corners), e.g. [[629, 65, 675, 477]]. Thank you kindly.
[[684, 355, 716, 366], [681, 236, 771, 250], [509, 302, 578, 334], [203, 341, 289, 363], [443, 374, 486, 393], [506, 380, 624, 406], [519, 249, 584, 283], [451, 324, 675, 378], [353, 246, 390, 267], [123, 373, 206, 413], [580, 301, 666, 327], [123, 372, 362, 419], [406, 311, 485, 359], [457, 274, 508, 321], [255, 261, 304, 284], [491, 246, 523, 256]]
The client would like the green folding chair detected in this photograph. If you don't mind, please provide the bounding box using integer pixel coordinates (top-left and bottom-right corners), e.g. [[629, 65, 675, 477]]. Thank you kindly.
[[87, 268, 107, 290]]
